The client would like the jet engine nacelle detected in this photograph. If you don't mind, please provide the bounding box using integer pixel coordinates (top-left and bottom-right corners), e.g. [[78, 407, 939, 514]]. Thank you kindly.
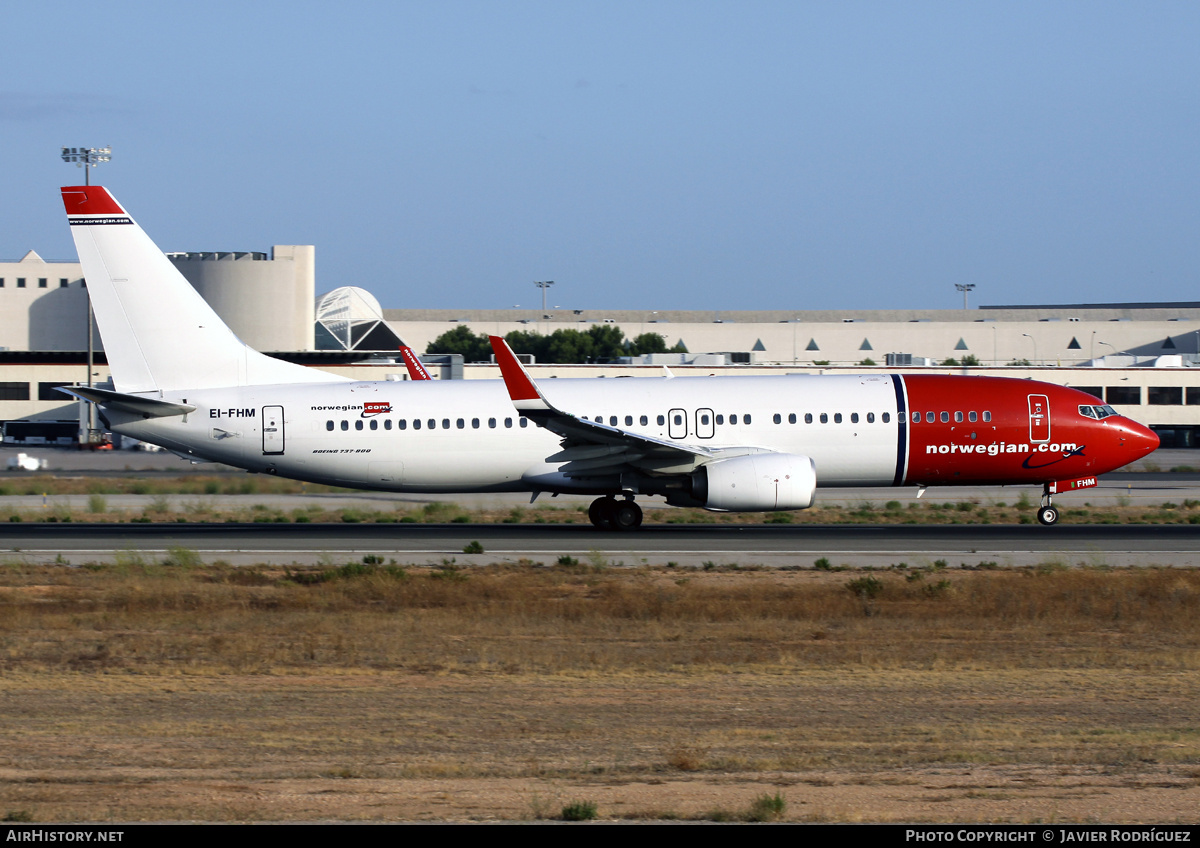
[[697, 453, 817, 511]]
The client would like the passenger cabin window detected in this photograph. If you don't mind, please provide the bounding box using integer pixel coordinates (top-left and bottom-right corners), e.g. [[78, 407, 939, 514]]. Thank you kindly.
[[968, 411, 977, 422], [882, 412, 890, 423], [926, 412, 935, 423], [340, 420, 349, 431], [326, 420, 334, 431], [850, 412, 859, 424], [788, 413, 797, 424], [640, 415, 648, 425], [982, 411, 992, 422], [833, 413, 842, 424], [730, 415, 738, 425], [866, 412, 874, 423], [820, 413, 828, 424], [940, 412, 949, 423], [657, 415, 666, 426], [773, 413, 781, 424], [805, 413, 813, 424], [385, 419, 392, 430], [625, 415, 634, 426], [369, 419, 377, 430], [488, 418, 497, 428]]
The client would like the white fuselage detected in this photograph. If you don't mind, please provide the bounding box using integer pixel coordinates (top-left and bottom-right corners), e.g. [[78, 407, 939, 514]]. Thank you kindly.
[[111, 374, 903, 492]]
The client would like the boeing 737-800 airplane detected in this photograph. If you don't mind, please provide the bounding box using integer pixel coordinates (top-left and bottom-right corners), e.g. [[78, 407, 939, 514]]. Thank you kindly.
[[59, 186, 1158, 530]]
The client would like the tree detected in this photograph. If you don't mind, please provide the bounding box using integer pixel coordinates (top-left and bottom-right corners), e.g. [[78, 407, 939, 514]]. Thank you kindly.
[[545, 329, 593, 364], [426, 326, 493, 362], [585, 324, 627, 361]]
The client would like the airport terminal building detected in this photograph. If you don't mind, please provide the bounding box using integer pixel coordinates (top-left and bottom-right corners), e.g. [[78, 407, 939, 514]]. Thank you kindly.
[[3, 247, 1200, 447]]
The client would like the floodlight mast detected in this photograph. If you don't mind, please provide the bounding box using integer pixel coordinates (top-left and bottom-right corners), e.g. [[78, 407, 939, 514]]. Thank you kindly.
[[955, 283, 976, 310], [534, 280, 555, 314], [60, 146, 111, 186], [59, 146, 111, 446]]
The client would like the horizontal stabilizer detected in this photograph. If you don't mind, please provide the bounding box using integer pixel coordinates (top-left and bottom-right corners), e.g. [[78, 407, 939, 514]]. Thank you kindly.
[[57, 386, 196, 419]]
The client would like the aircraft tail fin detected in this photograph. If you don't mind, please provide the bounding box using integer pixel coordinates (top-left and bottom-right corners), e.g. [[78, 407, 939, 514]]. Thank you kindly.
[[61, 186, 340, 393], [399, 345, 432, 380]]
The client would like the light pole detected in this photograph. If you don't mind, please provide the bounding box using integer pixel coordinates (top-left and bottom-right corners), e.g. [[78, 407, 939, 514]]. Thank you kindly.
[[60, 146, 111, 186], [955, 283, 976, 310], [1022, 333, 1038, 366], [1098, 341, 1116, 364], [60, 146, 111, 446], [534, 281, 555, 315]]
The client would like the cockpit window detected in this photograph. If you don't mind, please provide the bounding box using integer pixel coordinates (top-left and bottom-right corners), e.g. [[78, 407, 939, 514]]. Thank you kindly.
[[1079, 404, 1118, 420]]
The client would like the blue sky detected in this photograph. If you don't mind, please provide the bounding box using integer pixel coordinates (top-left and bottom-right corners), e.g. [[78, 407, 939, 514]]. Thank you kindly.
[[4, 1, 1199, 311]]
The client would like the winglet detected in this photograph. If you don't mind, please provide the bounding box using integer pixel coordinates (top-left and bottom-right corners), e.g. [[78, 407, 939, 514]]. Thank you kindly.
[[489, 336, 548, 410], [399, 345, 432, 380]]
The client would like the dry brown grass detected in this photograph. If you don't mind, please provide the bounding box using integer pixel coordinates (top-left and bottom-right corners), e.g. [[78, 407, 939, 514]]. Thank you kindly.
[[1, 562, 1198, 822], [2, 562, 1198, 673]]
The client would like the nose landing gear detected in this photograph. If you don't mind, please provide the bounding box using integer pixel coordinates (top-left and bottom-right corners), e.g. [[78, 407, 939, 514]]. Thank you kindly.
[[1037, 484, 1060, 526], [588, 495, 643, 531]]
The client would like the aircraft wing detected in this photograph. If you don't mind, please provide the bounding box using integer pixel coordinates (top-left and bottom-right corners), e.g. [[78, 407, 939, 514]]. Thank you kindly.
[[489, 336, 720, 476]]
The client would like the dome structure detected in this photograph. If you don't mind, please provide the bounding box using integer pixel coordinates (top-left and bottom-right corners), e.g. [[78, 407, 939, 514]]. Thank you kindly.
[[314, 286, 404, 351]]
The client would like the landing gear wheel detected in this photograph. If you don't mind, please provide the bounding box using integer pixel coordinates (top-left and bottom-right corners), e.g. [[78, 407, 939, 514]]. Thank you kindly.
[[1037, 505, 1060, 526], [612, 500, 643, 531], [588, 497, 616, 530]]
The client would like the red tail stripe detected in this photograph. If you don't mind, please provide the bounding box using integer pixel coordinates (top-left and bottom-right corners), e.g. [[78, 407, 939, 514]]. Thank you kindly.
[[61, 186, 125, 216]]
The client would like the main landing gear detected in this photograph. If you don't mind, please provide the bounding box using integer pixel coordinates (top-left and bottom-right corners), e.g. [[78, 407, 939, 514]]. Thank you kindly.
[[588, 495, 643, 531], [1037, 483, 1060, 526]]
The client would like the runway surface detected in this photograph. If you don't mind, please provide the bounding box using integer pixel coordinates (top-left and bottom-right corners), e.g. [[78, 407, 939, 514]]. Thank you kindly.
[[3, 521, 1198, 568], [3, 445, 1199, 567]]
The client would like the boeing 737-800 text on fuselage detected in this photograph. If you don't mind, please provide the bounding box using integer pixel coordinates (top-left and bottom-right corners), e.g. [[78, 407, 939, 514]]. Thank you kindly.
[[59, 186, 1159, 530]]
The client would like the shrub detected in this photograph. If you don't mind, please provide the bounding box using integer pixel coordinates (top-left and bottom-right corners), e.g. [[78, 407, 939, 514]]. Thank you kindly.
[[846, 576, 884, 599], [463, 541, 484, 554], [746, 792, 786, 822], [561, 800, 598, 821]]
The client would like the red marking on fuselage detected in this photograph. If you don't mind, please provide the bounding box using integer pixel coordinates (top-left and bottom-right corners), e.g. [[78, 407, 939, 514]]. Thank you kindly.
[[902, 375, 1156, 485]]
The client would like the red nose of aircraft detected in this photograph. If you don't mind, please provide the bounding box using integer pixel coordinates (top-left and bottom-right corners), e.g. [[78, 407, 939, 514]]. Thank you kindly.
[[1114, 418, 1160, 464]]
